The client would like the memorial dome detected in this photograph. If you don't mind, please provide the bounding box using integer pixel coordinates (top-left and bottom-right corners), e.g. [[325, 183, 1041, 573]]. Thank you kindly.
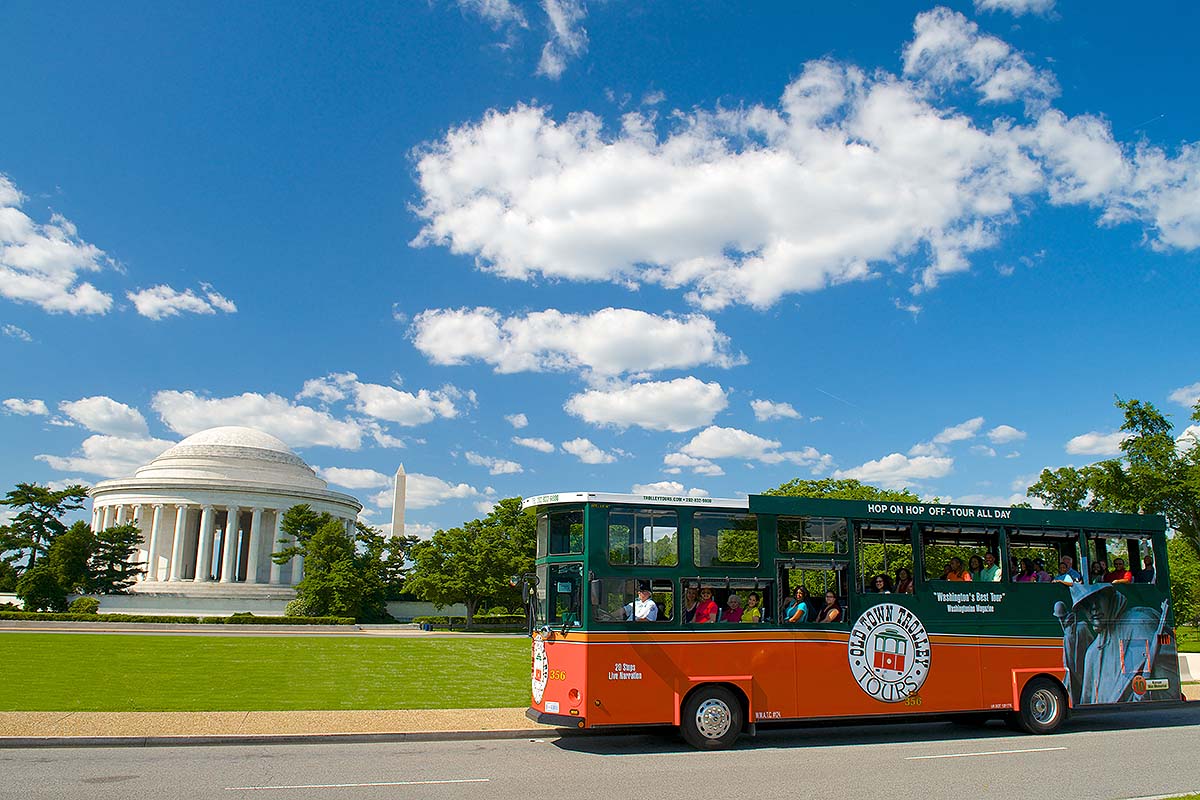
[[132, 425, 326, 490]]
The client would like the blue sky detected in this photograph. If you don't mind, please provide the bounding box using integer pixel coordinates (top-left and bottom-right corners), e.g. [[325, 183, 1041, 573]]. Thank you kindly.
[[2, 0, 1198, 537]]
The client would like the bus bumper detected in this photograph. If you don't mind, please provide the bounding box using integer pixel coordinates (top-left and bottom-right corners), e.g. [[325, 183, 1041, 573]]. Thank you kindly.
[[526, 707, 587, 728]]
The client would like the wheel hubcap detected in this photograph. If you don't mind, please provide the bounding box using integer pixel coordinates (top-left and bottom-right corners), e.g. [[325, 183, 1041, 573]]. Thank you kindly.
[[1030, 688, 1059, 725], [694, 698, 732, 739]]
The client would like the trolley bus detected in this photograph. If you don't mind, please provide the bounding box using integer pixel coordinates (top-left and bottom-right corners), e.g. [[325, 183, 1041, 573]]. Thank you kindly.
[[520, 491, 1183, 749]]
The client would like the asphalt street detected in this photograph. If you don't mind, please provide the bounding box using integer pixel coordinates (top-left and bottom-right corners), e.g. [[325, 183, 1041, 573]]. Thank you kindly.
[[5, 706, 1199, 800]]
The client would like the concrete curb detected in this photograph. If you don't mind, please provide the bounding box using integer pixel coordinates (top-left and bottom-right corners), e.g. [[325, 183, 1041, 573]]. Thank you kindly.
[[0, 727, 586, 749]]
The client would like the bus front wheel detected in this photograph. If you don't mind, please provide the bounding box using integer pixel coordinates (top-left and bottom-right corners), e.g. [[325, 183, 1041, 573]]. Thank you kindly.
[[1013, 676, 1068, 735], [681, 685, 743, 750]]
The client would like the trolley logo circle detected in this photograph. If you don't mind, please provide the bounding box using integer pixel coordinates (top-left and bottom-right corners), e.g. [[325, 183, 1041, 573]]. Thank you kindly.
[[848, 603, 931, 703], [532, 636, 549, 703]]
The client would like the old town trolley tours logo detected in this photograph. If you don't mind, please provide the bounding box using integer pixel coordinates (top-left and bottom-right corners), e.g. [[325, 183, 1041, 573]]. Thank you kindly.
[[848, 603, 931, 703], [532, 634, 549, 703]]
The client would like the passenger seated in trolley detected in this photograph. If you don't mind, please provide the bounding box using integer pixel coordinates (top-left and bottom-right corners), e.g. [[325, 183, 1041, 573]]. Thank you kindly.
[[871, 574, 893, 593], [943, 557, 971, 581], [895, 567, 914, 594], [817, 591, 842, 623], [742, 591, 762, 623], [785, 587, 811, 622], [723, 592, 744, 622], [695, 586, 719, 623]]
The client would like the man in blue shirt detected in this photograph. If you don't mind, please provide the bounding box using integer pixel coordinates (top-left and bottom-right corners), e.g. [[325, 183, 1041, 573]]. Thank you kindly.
[[1054, 554, 1084, 584]]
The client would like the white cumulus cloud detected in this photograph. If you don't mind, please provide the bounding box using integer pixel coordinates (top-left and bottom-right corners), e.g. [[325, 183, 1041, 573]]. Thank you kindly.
[[987, 424, 1027, 444], [505, 412, 529, 428], [2, 324, 32, 342], [465, 451, 524, 475], [4, 397, 49, 416], [0, 174, 114, 315], [1065, 430, 1128, 456], [37, 434, 175, 478], [58, 396, 149, 437], [152, 390, 364, 449], [933, 416, 985, 444], [565, 377, 727, 433], [561, 437, 616, 464], [1169, 382, 1200, 408], [536, 0, 588, 79], [678, 425, 833, 472], [411, 307, 743, 377], [126, 283, 237, 320], [299, 372, 466, 427], [316, 466, 392, 489], [833, 453, 954, 488], [751, 399, 802, 421], [412, 9, 1200, 308], [663, 452, 725, 477], [513, 436, 555, 453], [904, 7, 1057, 107]]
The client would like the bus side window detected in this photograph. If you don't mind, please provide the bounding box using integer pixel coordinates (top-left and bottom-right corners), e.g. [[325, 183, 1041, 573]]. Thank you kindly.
[[590, 578, 675, 623], [1008, 528, 1078, 583], [855, 521, 912, 593], [921, 524, 1001, 581]]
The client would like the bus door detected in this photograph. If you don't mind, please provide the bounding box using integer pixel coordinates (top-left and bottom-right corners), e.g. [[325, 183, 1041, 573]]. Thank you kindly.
[[777, 556, 849, 717]]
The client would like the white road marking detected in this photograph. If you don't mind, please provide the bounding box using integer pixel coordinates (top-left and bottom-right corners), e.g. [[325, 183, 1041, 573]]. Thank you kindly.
[[906, 746, 1066, 760], [224, 778, 490, 791]]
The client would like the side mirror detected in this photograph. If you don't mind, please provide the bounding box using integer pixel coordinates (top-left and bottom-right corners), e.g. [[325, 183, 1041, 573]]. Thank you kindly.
[[589, 578, 602, 607]]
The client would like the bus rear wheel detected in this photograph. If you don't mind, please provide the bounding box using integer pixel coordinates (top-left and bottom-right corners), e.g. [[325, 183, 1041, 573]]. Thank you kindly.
[[1013, 676, 1068, 734], [681, 686, 743, 750]]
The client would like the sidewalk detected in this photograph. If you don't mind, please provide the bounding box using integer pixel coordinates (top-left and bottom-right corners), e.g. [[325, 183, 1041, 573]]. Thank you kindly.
[[0, 708, 569, 748]]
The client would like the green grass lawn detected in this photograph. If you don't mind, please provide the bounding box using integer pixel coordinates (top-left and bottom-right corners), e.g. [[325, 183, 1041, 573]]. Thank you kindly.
[[0, 634, 531, 712], [1179, 626, 1199, 653]]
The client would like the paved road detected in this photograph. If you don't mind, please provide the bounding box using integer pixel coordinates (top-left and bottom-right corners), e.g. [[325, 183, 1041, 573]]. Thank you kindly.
[[5, 707, 1200, 800]]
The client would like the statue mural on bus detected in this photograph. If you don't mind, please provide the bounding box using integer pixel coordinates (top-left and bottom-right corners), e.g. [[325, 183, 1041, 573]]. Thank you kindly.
[[1053, 583, 1179, 705]]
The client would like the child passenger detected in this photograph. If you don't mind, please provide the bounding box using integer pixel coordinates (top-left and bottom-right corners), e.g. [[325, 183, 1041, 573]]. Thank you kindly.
[[742, 592, 762, 623]]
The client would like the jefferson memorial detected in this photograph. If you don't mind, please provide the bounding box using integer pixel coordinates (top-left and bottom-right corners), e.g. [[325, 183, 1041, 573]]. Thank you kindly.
[[88, 426, 364, 614]]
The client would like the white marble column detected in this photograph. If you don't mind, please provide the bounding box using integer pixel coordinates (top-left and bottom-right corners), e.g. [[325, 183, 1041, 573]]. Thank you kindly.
[[344, 517, 355, 537], [244, 508, 263, 584], [115, 505, 128, 525], [268, 510, 284, 585], [133, 504, 148, 579], [91, 505, 100, 531], [101, 505, 115, 530], [293, 548, 304, 585], [220, 506, 240, 583], [195, 505, 216, 582], [146, 504, 164, 582], [169, 504, 189, 581]]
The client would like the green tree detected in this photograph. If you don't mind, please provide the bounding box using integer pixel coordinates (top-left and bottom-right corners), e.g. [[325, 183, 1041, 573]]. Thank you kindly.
[[0, 483, 89, 572], [15, 563, 68, 612], [0, 559, 16, 593], [46, 521, 96, 593], [1167, 537, 1200, 627], [762, 477, 920, 502], [273, 506, 413, 621], [1027, 398, 1200, 553], [90, 523, 144, 593], [405, 498, 535, 627]]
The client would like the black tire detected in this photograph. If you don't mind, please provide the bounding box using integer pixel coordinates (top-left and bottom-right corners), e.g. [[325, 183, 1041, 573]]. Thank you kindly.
[[680, 685, 743, 750], [1016, 676, 1069, 734]]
